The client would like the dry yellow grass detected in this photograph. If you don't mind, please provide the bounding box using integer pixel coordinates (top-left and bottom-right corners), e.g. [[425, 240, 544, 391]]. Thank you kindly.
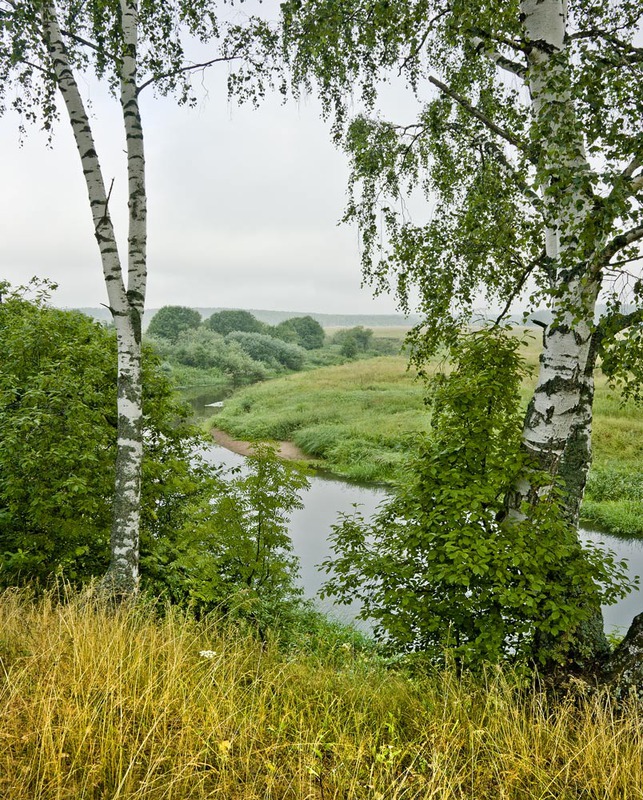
[[2, 589, 643, 799]]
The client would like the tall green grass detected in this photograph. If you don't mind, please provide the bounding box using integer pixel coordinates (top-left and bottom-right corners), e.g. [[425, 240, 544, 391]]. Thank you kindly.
[[2, 590, 643, 799]]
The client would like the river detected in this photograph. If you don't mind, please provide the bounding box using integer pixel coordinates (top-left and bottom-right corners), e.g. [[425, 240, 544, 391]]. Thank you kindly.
[[186, 389, 643, 634]]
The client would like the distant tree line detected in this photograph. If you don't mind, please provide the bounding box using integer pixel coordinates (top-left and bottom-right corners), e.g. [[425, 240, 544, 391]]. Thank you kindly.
[[145, 305, 398, 388], [148, 306, 325, 350]]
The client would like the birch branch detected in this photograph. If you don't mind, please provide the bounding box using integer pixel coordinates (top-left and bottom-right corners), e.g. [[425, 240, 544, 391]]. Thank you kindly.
[[471, 36, 527, 77], [493, 251, 548, 325], [481, 140, 543, 212], [137, 54, 243, 95], [428, 74, 533, 160], [599, 223, 643, 264], [622, 154, 641, 180], [41, 0, 126, 314]]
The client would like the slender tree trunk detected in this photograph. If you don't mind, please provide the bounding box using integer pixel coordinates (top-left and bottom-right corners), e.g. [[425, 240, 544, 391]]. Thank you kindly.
[[43, 0, 145, 596], [519, 280, 599, 524], [514, 0, 600, 520], [514, 0, 609, 663]]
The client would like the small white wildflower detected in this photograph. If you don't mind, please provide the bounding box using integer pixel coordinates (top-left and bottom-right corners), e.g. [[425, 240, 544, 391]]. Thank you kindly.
[[199, 650, 217, 659], [341, 642, 352, 651]]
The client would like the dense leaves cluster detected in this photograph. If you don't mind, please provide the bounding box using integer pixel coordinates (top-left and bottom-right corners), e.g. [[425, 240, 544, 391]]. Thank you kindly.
[[146, 305, 202, 342], [0, 285, 307, 621], [227, 331, 305, 371], [0, 284, 203, 585], [148, 444, 310, 630], [322, 330, 632, 669]]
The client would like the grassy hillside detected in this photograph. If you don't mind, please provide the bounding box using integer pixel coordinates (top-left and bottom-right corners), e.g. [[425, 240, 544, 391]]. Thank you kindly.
[[213, 343, 643, 536], [2, 590, 643, 799], [214, 356, 427, 483]]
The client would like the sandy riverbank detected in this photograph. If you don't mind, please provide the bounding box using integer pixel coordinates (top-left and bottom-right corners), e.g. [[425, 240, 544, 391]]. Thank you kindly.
[[210, 428, 312, 461]]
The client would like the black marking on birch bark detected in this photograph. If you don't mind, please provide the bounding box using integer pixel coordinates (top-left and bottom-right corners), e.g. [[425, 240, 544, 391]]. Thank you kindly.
[[537, 374, 581, 397]]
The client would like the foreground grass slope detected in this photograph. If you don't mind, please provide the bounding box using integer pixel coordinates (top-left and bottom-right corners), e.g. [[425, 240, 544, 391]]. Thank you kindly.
[[2, 591, 643, 799], [213, 347, 643, 535]]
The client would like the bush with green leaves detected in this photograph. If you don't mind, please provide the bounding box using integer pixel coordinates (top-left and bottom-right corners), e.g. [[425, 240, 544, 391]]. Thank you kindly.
[[0, 284, 311, 627], [332, 326, 374, 357], [271, 316, 325, 350], [146, 305, 201, 342], [146, 328, 268, 386], [227, 331, 305, 371], [205, 309, 266, 336], [0, 285, 216, 587], [321, 329, 632, 670], [146, 444, 310, 632]]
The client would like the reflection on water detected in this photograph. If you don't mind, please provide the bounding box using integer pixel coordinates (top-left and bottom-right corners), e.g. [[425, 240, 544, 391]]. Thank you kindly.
[[186, 390, 643, 634], [580, 531, 643, 633], [202, 442, 643, 633]]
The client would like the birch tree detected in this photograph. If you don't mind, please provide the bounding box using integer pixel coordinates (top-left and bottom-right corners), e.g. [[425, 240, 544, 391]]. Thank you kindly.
[[0, 0, 276, 597], [281, 0, 643, 670]]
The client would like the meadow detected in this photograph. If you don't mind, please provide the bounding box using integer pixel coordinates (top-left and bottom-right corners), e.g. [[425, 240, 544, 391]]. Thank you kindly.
[[2, 589, 643, 800], [213, 330, 643, 537]]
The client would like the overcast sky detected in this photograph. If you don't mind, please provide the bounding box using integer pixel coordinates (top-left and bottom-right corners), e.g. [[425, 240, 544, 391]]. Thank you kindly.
[[0, 17, 413, 316]]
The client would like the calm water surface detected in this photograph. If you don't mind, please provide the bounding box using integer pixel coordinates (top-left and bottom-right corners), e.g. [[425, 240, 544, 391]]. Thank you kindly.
[[189, 391, 642, 633]]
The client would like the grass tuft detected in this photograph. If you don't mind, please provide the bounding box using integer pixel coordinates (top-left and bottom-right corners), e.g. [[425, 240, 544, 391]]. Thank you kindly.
[[3, 589, 643, 798]]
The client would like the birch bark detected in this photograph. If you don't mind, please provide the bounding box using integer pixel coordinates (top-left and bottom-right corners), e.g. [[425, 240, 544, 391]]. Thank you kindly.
[[42, 0, 145, 596], [515, 0, 599, 526], [514, 0, 609, 662]]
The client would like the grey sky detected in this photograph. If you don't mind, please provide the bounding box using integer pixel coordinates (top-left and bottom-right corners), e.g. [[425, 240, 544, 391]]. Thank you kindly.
[[0, 50, 404, 315]]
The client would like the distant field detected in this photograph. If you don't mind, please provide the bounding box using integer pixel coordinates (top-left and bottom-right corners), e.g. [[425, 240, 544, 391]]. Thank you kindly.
[[213, 342, 643, 537], [324, 325, 412, 342]]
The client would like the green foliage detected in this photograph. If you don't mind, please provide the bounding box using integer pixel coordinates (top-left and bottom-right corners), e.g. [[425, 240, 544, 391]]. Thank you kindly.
[[0, 287, 308, 624], [148, 327, 268, 386], [598, 310, 643, 404], [146, 305, 201, 342], [281, 0, 643, 360], [226, 331, 305, 371], [271, 315, 325, 350], [321, 329, 632, 669], [0, 284, 211, 587], [0, 1, 280, 129], [332, 325, 374, 357], [147, 444, 310, 631], [205, 309, 266, 336]]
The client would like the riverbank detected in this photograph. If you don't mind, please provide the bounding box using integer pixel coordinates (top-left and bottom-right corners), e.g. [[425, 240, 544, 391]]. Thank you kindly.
[[210, 355, 643, 538], [210, 427, 312, 461]]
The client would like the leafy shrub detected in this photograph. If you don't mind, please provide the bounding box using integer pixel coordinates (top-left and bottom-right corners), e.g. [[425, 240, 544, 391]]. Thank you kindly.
[[227, 331, 305, 371], [271, 316, 325, 350], [321, 329, 631, 670], [205, 309, 266, 336], [147, 328, 268, 386], [146, 305, 201, 342], [332, 326, 374, 357], [147, 445, 310, 629], [0, 285, 213, 586]]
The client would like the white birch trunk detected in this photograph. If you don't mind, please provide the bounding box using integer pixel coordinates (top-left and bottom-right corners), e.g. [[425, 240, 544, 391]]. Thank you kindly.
[[516, 0, 609, 662], [516, 0, 599, 525], [42, 0, 145, 596]]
